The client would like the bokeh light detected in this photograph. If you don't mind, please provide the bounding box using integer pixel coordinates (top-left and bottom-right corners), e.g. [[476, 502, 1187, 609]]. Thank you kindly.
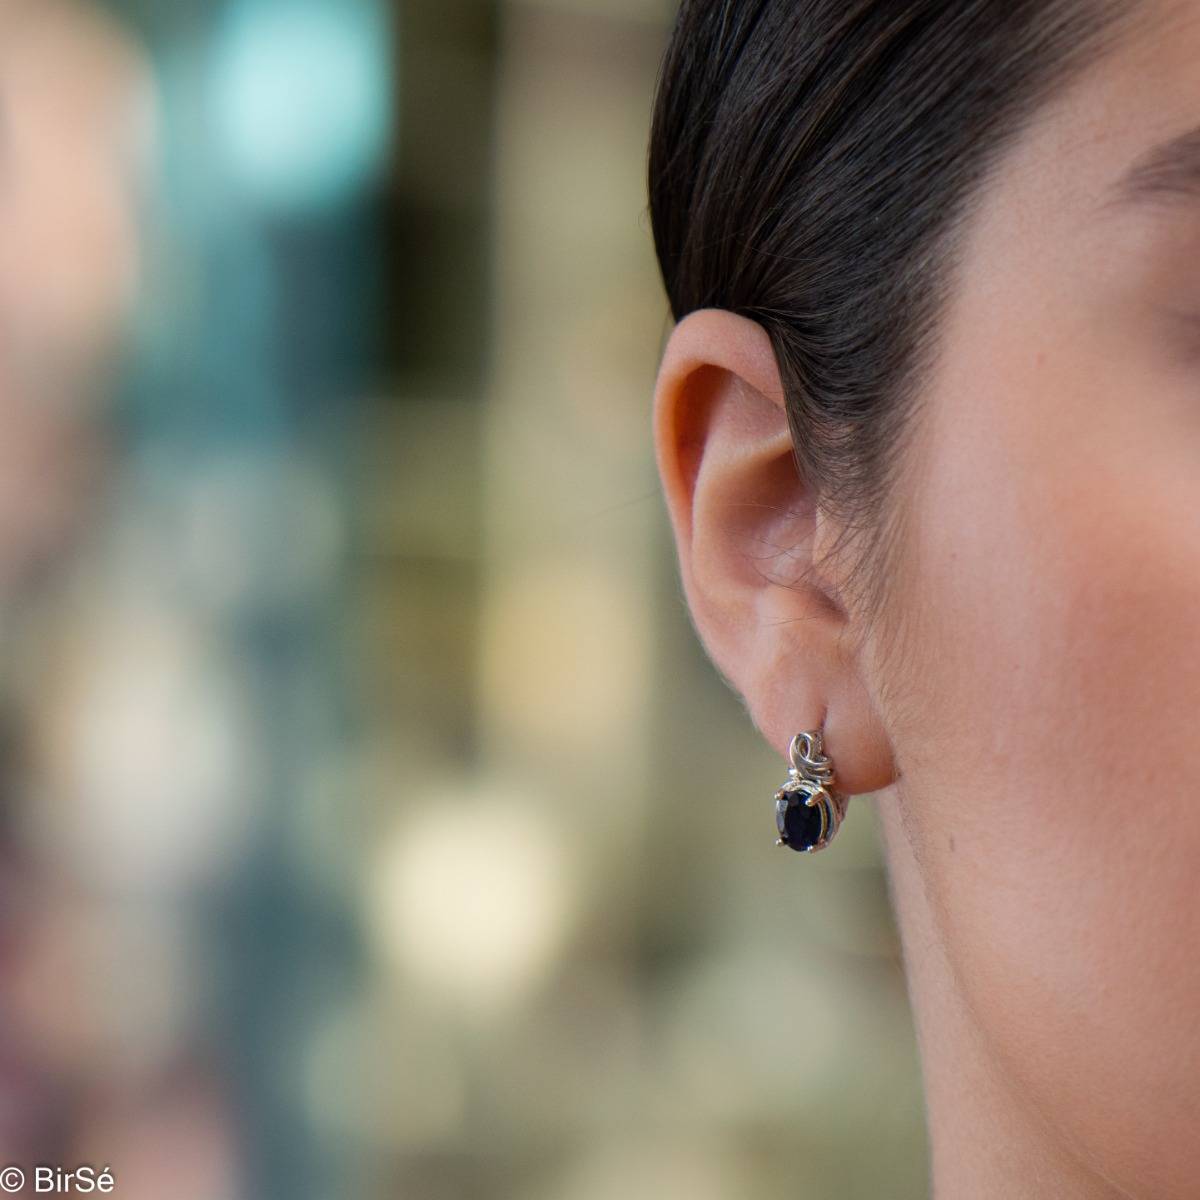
[[207, 0, 392, 215], [368, 785, 575, 1012]]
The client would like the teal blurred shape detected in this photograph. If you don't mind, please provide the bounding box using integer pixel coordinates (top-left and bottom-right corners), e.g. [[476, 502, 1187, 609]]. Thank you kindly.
[[207, 0, 394, 216]]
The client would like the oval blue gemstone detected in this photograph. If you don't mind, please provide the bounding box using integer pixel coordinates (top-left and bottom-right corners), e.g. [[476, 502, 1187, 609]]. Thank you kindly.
[[775, 789, 826, 851]]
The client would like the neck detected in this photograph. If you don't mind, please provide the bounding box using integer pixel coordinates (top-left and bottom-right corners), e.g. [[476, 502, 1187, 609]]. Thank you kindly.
[[873, 794, 1130, 1200]]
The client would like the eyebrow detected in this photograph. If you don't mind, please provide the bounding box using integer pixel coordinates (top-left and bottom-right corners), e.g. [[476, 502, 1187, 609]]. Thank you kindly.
[[1108, 124, 1200, 208]]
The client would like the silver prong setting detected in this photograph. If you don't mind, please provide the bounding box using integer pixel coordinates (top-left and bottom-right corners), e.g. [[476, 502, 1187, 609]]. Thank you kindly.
[[773, 731, 845, 853]]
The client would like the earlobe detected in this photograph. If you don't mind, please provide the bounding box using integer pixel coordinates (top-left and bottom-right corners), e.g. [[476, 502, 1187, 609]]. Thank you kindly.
[[653, 308, 896, 796]]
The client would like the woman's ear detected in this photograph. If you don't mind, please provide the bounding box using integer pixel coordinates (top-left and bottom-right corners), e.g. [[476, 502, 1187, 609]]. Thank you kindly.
[[654, 309, 895, 794]]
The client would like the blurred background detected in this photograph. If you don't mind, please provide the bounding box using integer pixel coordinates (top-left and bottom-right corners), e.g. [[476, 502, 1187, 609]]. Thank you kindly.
[[0, 0, 928, 1197]]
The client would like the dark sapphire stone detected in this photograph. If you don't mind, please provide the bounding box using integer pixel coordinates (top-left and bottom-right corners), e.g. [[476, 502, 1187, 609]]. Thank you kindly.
[[775, 788, 827, 852]]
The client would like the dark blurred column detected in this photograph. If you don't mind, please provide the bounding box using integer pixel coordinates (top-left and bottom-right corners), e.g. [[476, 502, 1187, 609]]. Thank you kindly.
[[93, 1, 395, 1197]]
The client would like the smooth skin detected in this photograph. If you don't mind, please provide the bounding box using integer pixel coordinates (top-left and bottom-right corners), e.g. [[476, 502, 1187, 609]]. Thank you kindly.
[[655, 3, 1200, 1197]]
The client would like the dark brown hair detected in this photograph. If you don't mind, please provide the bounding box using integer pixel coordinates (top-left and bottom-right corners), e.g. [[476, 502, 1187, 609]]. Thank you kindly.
[[649, 0, 1129, 605]]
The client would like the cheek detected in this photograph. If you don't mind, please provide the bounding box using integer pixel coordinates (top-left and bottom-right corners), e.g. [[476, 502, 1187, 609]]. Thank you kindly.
[[892, 398, 1200, 1189]]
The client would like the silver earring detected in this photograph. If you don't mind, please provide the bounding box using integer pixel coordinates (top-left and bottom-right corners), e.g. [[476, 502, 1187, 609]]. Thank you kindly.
[[774, 730, 847, 852]]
